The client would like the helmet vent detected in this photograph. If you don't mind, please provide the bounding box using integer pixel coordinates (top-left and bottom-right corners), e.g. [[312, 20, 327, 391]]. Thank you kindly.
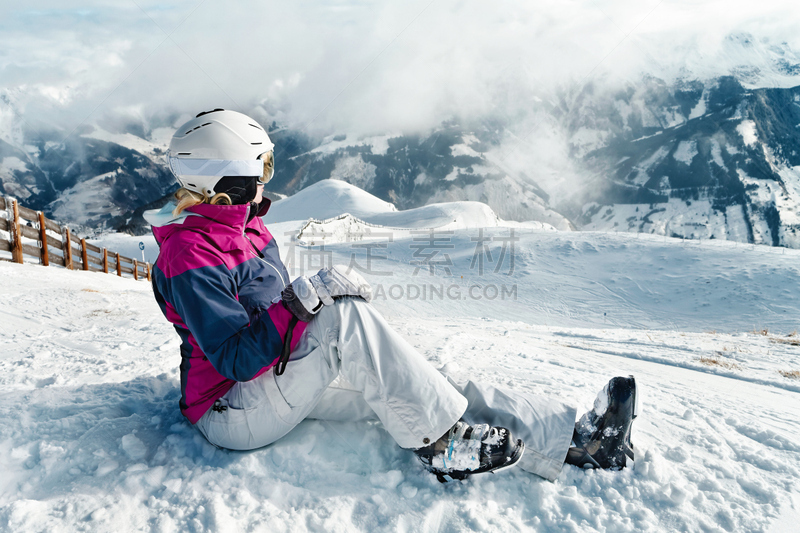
[[177, 152, 191, 155], [251, 142, 262, 145], [249, 123, 263, 130], [186, 123, 213, 134], [196, 108, 224, 118]]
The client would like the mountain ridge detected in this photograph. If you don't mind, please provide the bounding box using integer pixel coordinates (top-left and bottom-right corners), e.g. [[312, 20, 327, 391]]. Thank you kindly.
[[2, 76, 800, 247]]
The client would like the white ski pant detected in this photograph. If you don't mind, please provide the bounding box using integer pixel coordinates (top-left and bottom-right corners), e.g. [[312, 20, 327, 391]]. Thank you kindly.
[[196, 297, 575, 480]]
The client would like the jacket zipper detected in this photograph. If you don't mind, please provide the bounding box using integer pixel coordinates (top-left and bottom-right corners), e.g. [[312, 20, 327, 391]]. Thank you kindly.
[[245, 233, 288, 289], [240, 208, 288, 289]]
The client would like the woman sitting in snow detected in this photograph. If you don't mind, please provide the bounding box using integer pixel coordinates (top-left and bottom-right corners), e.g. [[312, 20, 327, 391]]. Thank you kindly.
[[145, 109, 639, 482]]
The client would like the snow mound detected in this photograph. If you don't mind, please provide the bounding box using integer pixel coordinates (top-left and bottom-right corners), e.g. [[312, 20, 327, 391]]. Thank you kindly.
[[365, 200, 500, 230], [267, 179, 556, 245], [264, 179, 397, 224]]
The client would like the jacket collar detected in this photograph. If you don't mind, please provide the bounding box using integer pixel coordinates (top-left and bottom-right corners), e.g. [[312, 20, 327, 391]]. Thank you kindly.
[[186, 203, 251, 231], [256, 198, 272, 218], [186, 198, 272, 229], [146, 199, 273, 248]]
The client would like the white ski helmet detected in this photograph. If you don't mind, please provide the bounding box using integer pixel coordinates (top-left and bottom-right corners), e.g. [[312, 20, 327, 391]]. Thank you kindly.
[[167, 109, 275, 197]]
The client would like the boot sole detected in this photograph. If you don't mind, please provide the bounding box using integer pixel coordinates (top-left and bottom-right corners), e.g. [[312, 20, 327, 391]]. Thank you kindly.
[[619, 376, 637, 466], [628, 376, 638, 464]]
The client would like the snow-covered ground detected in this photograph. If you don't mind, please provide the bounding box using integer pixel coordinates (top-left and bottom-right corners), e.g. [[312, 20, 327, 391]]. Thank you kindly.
[[2, 183, 800, 532], [88, 233, 159, 265]]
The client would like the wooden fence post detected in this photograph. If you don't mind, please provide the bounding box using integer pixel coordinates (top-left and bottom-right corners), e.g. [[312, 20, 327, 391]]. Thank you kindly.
[[2, 197, 152, 286], [10, 200, 23, 264], [63, 227, 73, 269], [38, 212, 49, 266], [80, 238, 89, 271]]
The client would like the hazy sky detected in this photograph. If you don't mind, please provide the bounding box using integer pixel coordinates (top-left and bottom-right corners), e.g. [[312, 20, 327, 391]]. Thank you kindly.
[[1, 1, 799, 138]]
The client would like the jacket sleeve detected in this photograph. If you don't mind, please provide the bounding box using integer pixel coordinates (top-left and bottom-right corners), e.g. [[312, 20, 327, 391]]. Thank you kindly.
[[163, 262, 297, 382]]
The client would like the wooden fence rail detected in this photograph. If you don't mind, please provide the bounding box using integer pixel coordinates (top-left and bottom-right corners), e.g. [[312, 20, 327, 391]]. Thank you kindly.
[[0, 195, 151, 282]]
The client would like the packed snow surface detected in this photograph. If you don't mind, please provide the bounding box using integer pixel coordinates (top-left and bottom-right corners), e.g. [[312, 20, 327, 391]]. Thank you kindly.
[[2, 185, 800, 532]]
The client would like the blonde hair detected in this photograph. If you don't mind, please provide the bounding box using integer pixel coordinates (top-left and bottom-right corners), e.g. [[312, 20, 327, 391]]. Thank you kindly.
[[173, 188, 232, 216]]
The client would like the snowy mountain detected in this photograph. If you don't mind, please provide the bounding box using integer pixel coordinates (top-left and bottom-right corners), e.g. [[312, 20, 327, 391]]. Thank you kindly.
[[3, 62, 800, 246], [1, 112, 572, 233], [2, 181, 800, 531], [276, 76, 800, 249], [273, 124, 574, 232], [569, 77, 800, 247], [0, 120, 175, 230]]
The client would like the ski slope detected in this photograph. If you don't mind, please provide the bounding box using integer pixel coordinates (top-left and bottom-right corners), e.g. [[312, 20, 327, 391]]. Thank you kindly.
[[2, 183, 800, 532]]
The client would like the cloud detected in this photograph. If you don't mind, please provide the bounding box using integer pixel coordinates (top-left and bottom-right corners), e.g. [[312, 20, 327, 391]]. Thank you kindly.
[[1, 0, 799, 140]]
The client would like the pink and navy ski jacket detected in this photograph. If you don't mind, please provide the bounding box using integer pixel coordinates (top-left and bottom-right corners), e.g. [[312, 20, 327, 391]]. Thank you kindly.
[[146, 201, 307, 424]]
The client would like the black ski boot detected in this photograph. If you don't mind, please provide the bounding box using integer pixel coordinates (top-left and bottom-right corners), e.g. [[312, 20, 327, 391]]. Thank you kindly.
[[415, 421, 525, 482], [565, 375, 639, 470]]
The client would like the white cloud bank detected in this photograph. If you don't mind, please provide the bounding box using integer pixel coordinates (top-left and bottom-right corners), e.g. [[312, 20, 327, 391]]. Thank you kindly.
[[1, 1, 799, 137]]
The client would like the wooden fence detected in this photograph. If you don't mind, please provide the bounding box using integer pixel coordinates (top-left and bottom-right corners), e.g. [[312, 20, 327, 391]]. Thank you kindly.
[[0, 196, 151, 282]]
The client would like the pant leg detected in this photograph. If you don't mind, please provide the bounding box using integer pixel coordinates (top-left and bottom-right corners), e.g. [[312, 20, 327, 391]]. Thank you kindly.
[[197, 297, 467, 450], [306, 376, 378, 422], [306, 375, 578, 481], [451, 379, 576, 481], [281, 297, 468, 449]]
